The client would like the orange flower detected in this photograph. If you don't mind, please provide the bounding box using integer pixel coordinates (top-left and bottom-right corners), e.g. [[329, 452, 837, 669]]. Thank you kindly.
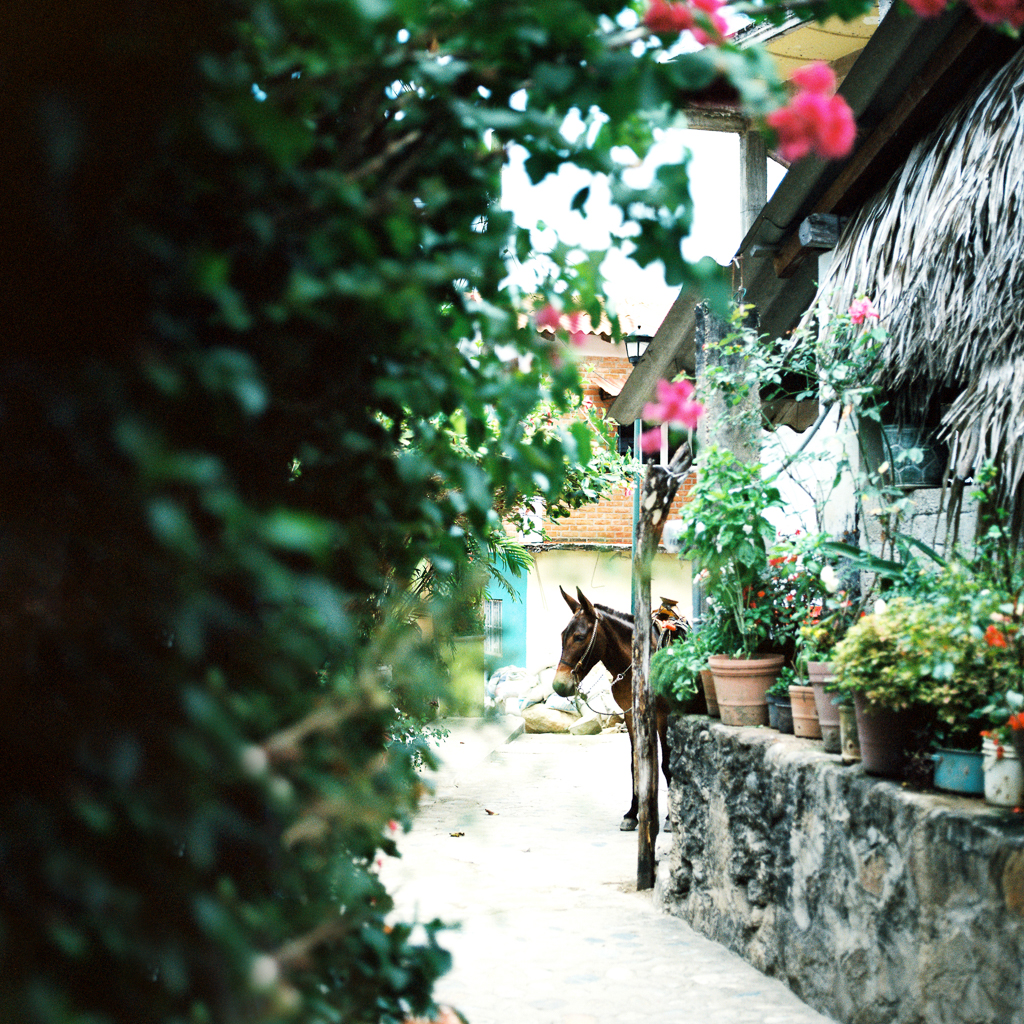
[[1009, 713, 1024, 731], [985, 624, 1008, 648]]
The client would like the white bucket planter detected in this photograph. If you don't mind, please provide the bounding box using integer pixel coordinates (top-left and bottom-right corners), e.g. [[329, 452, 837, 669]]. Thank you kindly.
[[982, 737, 1024, 807]]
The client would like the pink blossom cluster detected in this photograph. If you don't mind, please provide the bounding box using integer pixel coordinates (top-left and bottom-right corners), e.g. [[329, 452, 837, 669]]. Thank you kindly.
[[904, 0, 1024, 26], [640, 378, 705, 452], [848, 297, 879, 325], [643, 0, 729, 45], [535, 303, 588, 347], [765, 62, 856, 164]]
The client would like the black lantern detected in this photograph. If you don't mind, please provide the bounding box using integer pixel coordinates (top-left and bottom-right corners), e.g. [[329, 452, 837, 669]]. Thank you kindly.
[[624, 334, 651, 365]]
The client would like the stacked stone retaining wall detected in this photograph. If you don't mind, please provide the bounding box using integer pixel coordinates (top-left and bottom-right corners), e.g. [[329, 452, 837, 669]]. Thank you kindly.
[[655, 717, 1024, 1024]]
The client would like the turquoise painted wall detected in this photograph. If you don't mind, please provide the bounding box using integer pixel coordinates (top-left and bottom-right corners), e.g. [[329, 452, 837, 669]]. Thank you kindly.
[[485, 570, 528, 675]]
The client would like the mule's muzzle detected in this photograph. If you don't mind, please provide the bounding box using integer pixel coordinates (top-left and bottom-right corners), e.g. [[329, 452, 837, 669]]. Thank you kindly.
[[551, 669, 576, 699]]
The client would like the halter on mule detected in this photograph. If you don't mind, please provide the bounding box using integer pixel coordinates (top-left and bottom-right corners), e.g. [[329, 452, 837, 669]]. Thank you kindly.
[[553, 585, 681, 831]]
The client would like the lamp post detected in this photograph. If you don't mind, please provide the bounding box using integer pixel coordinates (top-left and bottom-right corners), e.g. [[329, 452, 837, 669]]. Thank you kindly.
[[625, 336, 650, 607]]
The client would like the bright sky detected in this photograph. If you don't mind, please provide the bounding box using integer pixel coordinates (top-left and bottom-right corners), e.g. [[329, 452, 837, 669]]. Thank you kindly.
[[501, 126, 785, 318]]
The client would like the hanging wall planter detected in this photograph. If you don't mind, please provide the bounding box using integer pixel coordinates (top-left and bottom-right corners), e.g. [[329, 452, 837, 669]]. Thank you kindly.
[[880, 425, 947, 489]]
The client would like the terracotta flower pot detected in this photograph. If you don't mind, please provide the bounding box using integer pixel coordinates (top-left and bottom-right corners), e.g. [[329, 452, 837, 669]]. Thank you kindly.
[[807, 661, 840, 753], [789, 684, 822, 739], [700, 667, 719, 718], [708, 654, 784, 727]]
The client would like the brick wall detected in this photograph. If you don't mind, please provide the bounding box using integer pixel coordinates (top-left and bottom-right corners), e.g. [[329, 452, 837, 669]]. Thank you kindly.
[[542, 350, 696, 548], [544, 475, 696, 546]]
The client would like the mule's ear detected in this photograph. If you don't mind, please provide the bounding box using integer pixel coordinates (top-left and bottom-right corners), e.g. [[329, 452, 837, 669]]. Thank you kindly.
[[576, 587, 596, 619], [560, 586, 580, 613]]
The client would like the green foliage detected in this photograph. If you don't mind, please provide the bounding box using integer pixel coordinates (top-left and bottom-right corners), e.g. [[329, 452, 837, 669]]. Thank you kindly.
[[0, 0, 917, 1021], [832, 591, 1011, 748], [650, 634, 706, 706], [676, 447, 785, 655]]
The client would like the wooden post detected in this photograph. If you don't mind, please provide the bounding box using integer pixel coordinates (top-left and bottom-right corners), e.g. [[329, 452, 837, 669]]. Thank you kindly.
[[739, 129, 767, 238], [631, 442, 694, 890]]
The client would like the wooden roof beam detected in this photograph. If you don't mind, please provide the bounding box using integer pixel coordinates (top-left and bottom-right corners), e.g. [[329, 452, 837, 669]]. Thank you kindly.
[[772, 19, 983, 279]]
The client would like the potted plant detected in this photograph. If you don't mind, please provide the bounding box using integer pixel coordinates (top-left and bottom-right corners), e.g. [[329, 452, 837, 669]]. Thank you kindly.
[[649, 630, 708, 716], [980, 689, 1024, 806], [676, 447, 788, 726], [770, 530, 863, 752], [766, 670, 794, 734], [832, 591, 994, 779]]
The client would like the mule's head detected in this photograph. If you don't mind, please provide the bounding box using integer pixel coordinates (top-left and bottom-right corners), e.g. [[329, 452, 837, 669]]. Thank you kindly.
[[552, 586, 599, 698]]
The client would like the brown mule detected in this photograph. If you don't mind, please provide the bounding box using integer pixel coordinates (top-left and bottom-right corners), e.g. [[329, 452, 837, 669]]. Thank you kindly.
[[552, 586, 677, 831]]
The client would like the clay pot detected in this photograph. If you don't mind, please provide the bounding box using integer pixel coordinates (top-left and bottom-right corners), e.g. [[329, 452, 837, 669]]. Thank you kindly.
[[807, 661, 841, 753], [853, 693, 917, 777], [789, 685, 822, 739], [700, 668, 719, 718], [708, 654, 784, 727]]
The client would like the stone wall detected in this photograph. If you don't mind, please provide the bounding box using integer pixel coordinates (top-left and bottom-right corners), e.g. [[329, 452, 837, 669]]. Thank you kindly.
[[655, 718, 1024, 1024]]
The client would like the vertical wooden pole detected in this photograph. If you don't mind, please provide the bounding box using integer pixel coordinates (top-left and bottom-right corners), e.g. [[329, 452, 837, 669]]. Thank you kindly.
[[631, 442, 694, 890], [739, 129, 768, 238]]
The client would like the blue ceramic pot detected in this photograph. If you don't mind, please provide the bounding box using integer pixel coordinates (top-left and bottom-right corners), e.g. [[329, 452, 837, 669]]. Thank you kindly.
[[932, 748, 984, 796]]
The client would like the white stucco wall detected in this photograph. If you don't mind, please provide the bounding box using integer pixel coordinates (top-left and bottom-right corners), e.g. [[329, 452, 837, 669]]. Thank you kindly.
[[525, 547, 692, 674]]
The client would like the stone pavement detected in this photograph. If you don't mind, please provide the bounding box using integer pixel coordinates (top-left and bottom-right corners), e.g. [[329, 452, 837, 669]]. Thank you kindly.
[[382, 717, 837, 1024]]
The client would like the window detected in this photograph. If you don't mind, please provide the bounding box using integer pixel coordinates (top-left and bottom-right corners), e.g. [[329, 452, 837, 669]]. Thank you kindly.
[[484, 598, 502, 657]]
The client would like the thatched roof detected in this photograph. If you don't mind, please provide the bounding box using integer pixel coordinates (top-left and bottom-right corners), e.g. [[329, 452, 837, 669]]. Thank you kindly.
[[810, 42, 1024, 532]]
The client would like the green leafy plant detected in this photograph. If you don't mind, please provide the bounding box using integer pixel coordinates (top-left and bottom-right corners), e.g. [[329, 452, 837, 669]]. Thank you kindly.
[[768, 668, 795, 698], [676, 446, 785, 656], [833, 592, 1004, 750], [649, 640, 702, 708]]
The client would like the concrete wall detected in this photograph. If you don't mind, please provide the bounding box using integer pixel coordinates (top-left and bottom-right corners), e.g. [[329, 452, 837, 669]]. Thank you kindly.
[[525, 547, 692, 673], [656, 717, 1024, 1024]]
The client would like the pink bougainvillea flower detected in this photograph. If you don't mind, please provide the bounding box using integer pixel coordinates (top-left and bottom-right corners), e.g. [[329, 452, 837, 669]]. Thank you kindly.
[[903, 0, 949, 15], [535, 304, 561, 331], [790, 61, 836, 95], [967, 0, 1024, 26], [848, 297, 879, 324], [640, 428, 664, 454], [566, 310, 588, 347], [643, 378, 705, 429], [643, 0, 694, 32], [766, 67, 856, 163], [690, 0, 729, 43]]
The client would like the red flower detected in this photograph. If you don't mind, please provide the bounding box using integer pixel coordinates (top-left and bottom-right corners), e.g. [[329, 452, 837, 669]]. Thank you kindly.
[[690, 0, 728, 44], [790, 62, 836, 95], [967, 0, 1024, 26], [643, 0, 694, 33], [766, 64, 856, 163], [642, 378, 705, 429], [903, 0, 949, 14], [1009, 713, 1024, 732], [535, 304, 561, 331], [848, 297, 879, 324], [640, 428, 663, 454], [985, 624, 1008, 648]]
